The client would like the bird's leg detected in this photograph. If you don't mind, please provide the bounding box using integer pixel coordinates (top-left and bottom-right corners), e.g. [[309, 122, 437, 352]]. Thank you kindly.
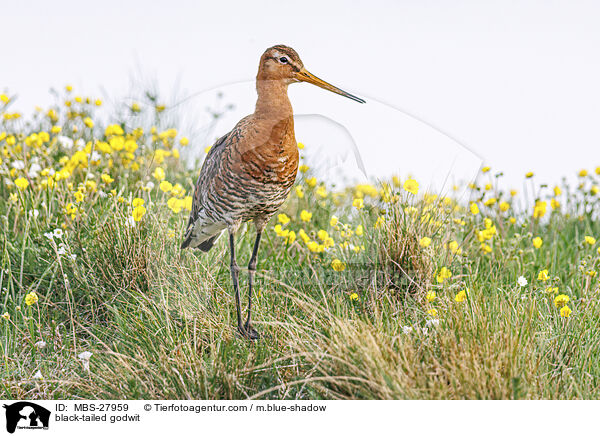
[[244, 231, 262, 340], [228, 231, 244, 336]]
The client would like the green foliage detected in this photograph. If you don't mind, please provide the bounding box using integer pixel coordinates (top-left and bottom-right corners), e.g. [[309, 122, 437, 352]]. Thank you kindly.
[[1, 89, 600, 399]]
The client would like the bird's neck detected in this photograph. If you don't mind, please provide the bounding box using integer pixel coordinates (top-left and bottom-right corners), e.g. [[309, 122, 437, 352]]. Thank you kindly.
[[254, 79, 293, 119]]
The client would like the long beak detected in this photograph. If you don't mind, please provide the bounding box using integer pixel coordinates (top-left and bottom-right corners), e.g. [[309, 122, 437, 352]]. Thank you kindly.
[[296, 69, 366, 103]]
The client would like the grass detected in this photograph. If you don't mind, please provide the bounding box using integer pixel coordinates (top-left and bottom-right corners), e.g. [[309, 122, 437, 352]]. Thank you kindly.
[[1, 88, 600, 400]]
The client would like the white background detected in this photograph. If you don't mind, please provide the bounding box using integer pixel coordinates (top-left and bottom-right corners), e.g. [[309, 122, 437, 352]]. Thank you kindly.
[[2, 2, 598, 425], [3, 0, 600, 190]]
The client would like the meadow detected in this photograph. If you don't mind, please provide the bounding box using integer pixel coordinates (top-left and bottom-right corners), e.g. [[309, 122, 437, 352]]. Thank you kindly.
[[1, 88, 599, 400]]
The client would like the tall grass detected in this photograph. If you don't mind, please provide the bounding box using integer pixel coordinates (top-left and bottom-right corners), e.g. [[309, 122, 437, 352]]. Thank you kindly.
[[1, 88, 599, 399]]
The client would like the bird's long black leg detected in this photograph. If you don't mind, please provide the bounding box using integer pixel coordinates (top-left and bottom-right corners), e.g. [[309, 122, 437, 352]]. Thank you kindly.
[[229, 231, 244, 336], [244, 231, 262, 340]]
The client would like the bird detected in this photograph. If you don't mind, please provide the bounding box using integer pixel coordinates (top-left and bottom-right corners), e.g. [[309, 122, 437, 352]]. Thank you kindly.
[[181, 44, 365, 340]]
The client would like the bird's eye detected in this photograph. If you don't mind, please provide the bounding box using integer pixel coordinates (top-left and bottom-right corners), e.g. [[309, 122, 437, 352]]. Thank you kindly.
[[279, 57, 288, 64]]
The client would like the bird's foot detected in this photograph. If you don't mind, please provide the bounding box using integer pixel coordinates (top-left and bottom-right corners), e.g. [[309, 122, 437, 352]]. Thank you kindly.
[[238, 322, 259, 341]]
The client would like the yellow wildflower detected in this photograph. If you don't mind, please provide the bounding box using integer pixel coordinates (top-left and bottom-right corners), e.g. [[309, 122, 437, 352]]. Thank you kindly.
[[25, 292, 39, 306], [352, 198, 364, 210], [153, 167, 165, 181], [403, 178, 419, 195], [132, 198, 144, 208], [533, 237, 543, 249], [300, 210, 312, 222], [317, 229, 329, 241], [349, 292, 358, 301], [584, 236, 596, 245], [554, 294, 570, 308], [470, 203, 479, 215], [14, 177, 29, 189], [167, 197, 183, 213], [533, 200, 547, 219], [419, 237, 432, 248], [436, 267, 452, 284], [448, 240, 461, 254], [285, 230, 296, 244], [426, 291, 436, 303], [560, 306, 572, 318], [454, 290, 467, 302], [278, 213, 290, 225], [183, 196, 193, 211], [132, 206, 146, 221], [159, 181, 173, 193], [298, 229, 310, 244], [306, 241, 324, 253], [538, 269, 549, 281], [331, 259, 346, 272]]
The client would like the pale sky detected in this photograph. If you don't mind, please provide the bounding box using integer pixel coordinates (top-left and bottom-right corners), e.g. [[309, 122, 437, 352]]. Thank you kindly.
[[4, 0, 600, 196]]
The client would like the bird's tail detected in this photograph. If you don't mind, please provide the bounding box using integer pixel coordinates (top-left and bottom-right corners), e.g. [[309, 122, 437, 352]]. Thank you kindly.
[[180, 232, 222, 252]]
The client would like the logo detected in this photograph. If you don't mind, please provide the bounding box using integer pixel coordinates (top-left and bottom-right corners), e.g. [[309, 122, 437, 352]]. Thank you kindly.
[[3, 402, 50, 434]]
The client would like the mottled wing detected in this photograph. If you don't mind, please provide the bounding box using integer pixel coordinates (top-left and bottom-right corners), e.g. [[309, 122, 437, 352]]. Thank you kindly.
[[180, 134, 229, 250]]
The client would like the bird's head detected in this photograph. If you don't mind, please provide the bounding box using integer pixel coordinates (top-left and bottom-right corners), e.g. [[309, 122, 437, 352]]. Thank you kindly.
[[258, 45, 365, 103]]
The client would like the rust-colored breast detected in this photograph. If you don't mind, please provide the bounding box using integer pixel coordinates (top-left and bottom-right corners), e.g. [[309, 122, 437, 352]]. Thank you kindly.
[[238, 115, 298, 185]]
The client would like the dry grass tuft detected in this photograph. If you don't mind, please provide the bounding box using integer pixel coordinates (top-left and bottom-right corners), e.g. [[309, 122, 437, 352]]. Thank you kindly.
[[376, 202, 434, 298]]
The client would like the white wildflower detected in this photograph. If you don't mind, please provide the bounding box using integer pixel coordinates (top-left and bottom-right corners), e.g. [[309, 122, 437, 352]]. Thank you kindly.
[[34, 340, 46, 349], [28, 163, 42, 178], [425, 319, 440, 328], [53, 228, 63, 239], [32, 370, 43, 380], [11, 160, 25, 170], [28, 209, 40, 219], [402, 326, 413, 334], [517, 276, 528, 287], [78, 351, 93, 371], [57, 136, 74, 149]]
